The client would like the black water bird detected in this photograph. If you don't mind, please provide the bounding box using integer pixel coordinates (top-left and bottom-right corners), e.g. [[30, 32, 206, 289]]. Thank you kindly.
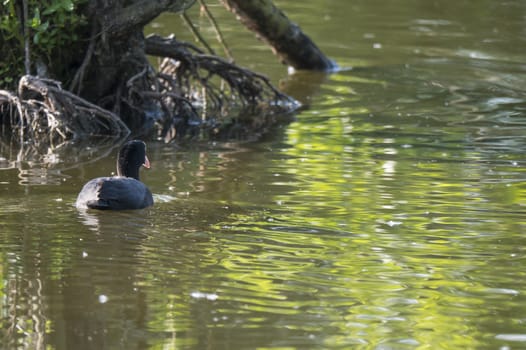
[[76, 140, 154, 210]]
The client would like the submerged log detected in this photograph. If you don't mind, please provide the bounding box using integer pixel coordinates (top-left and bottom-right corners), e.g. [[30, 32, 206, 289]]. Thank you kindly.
[[220, 0, 336, 71]]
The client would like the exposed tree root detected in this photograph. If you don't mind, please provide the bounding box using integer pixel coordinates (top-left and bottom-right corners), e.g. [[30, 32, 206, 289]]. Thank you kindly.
[[0, 75, 130, 147], [145, 34, 298, 112], [143, 34, 299, 141], [0, 36, 299, 146]]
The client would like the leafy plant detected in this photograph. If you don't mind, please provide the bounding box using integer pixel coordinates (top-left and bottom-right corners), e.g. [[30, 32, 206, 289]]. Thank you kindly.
[[0, 0, 88, 89]]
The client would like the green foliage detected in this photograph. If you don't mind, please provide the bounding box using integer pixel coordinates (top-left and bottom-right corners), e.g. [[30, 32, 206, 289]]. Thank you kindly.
[[0, 0, 88, 89]]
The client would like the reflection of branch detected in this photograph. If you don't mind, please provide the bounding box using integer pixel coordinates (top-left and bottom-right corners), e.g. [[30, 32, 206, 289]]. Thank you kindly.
[[0, 134, 122, 185], [33, 278, 45, 349], [5, 276, 46, 349]]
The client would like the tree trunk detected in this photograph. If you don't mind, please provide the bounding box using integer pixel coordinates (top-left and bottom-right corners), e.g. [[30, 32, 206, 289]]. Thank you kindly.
[[74, 0, 182, 130], [1, 0, 318, 145], [220, 0, 336, 71]]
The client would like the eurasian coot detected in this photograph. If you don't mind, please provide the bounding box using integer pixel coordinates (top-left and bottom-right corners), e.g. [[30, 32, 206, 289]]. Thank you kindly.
[[76, 140, 154, 210]]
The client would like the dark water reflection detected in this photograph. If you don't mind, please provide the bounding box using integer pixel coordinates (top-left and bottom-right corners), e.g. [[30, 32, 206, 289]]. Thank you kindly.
[[3, 0, 526, 349]]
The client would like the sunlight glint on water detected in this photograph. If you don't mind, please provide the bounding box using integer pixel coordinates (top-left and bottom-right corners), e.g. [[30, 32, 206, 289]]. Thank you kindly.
[[2, 0, 526, 349]]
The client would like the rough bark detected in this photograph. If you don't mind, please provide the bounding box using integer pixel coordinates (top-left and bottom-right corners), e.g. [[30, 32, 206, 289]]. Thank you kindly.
[[1, 0, 313, 146], [73, 0, 191, 130], [220, 0, 336, 71], [102, 0, 188, 38]]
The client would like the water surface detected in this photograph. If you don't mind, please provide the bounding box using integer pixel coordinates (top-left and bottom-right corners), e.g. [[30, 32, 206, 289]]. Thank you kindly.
[[2, 0, 526, 349]]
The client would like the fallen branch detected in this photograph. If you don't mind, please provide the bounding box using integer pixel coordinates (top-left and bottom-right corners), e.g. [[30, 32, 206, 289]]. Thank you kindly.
[[220, 0, 336, 71]]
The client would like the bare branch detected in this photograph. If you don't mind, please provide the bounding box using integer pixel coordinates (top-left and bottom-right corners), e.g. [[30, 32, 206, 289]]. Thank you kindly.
[[103, 0, 193, 37], [198, 0, 234, 61], [69, 24, 99, 94], [22, 0, 31, 75], [181, 11, 216, 55], [145, 34, 298, 110]]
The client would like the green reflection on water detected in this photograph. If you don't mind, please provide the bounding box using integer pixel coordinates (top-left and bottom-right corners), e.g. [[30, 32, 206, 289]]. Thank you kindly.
[[3, 0, 526, 349]]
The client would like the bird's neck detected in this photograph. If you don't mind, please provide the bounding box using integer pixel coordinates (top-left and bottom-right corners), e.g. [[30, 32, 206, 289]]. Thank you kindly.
[[117, 162, 140, 180]]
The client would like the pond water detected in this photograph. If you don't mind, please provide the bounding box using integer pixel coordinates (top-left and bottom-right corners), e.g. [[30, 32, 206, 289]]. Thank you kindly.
[[3, 0, 526, 349]]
